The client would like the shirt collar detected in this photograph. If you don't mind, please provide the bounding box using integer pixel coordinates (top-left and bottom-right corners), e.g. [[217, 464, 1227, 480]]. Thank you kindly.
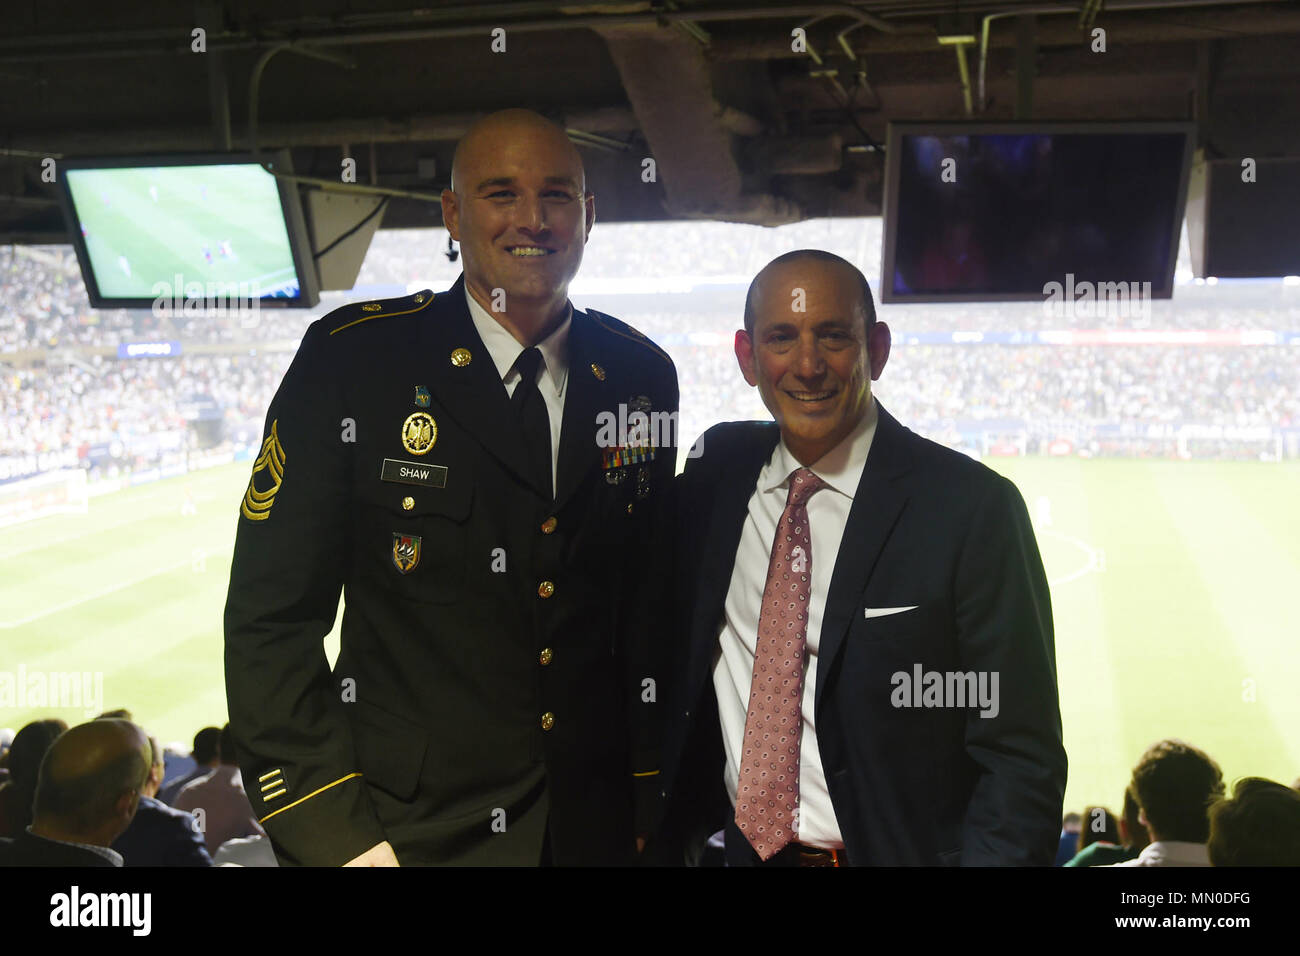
[[762, 396, 879, 499], [1137, 841, 1210, 865], [26, 826, 124, 865], [464, 283, 571, 399]]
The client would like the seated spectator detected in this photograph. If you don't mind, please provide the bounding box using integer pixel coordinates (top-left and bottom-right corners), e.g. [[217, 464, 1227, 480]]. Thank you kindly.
[[1066, 786, 1147, 867], [1078, 804, 1121, 853], [0, 719, 150, 867], [158, 726, 221, 805], [214, 833, 279, 867], [1105, 739, 1224, 867], [160, 743, 196, 792], [0, 719, 67, 839], [112, 734, 212, 866], [174, 724, 265, 854], [1208, 777, 1300, 866], [1054, 811, 1082, 866]]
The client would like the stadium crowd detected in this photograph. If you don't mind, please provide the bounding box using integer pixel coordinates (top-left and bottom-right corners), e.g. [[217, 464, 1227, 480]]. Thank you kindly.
[[6, 228, 1300, 355], [2, 353, 291, 480], [4, 228, 1300, 483], [1048, 740, 1300, 868], [2, 715, 1296, 867], [3, 338, 1296, 477], [0, 714, 270, 866]]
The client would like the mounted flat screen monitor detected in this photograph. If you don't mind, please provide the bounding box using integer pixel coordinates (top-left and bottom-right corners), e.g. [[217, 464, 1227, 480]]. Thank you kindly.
[[881, 121, 1194, 303], [57, 149, 319, 308]]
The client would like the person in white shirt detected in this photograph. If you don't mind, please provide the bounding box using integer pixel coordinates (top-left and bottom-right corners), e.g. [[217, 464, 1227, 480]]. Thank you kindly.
[[1106, 738, 1223, 867]]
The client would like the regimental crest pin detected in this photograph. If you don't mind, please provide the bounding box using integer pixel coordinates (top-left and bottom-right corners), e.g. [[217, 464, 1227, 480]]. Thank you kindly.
[[392, 534, 422, 574], [401, 412, 437, 455], [414, 385, 431, 408]]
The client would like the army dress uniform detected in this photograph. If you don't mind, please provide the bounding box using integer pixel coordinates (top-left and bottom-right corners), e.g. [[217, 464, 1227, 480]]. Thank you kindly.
[[224, 273, 678, 865]]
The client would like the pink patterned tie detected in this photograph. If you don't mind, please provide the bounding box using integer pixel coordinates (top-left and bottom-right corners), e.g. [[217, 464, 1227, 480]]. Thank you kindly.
[[734, 466, 828, 860]]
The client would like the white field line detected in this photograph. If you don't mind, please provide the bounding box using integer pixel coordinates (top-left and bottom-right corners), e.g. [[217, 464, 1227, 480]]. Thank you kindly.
[[1040, 527, 1105, 588], [0, 557, 193, 628]]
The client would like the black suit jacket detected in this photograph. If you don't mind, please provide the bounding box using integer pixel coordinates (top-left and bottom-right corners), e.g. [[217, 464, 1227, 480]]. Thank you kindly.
[[0, 829, 121, 867], [224, 275, 678, 865], [111, 795, 213, 866], [657, 403, 1067, 865]]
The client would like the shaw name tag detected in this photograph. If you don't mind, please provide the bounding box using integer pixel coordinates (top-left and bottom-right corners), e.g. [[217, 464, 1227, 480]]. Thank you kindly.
[[380, 458, 448, 488]]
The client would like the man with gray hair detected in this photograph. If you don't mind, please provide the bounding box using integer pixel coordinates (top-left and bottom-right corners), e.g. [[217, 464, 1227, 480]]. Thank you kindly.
[[112, 733, 212, 866], [0, 719, 150, 867]]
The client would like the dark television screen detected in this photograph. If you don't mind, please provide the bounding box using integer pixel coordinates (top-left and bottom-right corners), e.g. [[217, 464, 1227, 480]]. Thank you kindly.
[[881, 122, 1194, 302]]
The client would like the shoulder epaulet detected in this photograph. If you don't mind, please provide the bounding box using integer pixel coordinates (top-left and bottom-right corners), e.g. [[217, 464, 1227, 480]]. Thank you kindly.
[[327, 289, 436, 335], [584, 308, 674, 364]]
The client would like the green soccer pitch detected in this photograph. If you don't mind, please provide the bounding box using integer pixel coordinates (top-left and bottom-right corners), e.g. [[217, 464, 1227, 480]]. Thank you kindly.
[[68, 166, 298, 299], [2, 456, 1297, 816]]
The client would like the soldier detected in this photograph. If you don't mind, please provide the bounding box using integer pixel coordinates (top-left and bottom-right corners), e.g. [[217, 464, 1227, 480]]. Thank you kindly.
[[224, 109, 678, 865]]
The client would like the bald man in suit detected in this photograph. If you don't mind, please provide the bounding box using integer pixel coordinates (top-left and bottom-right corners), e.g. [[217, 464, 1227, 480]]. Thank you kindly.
[[656, 250, 1066, 866]]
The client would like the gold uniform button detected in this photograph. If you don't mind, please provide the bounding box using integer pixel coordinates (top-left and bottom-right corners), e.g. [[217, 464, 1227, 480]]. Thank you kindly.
[[540, 516, 557, 535], [402, 496, 415, 511], [541, 712, 555, 731], [590, 363, 606, 381], [626, 502, 634, 515], [538, 580, 555, 599], [539, 647, 553, 666], [450, 347, 472, 367]]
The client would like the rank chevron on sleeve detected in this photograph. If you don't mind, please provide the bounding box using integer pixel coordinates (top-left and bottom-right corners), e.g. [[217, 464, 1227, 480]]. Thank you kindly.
[[241, 419, 286, 521]]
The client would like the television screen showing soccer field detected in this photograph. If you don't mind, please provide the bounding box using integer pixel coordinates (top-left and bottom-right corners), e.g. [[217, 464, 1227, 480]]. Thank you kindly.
[[63, 163, 306, 304]]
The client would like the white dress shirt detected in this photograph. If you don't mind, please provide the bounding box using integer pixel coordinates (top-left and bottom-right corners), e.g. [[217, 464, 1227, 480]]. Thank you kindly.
[[464, 286, 571, 491], [1105, 841, 1212, 867], [712, 398, 879, 849]]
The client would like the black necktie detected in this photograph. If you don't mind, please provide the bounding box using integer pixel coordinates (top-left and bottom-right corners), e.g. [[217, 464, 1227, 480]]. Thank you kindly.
[[510, 347, 552, 498]]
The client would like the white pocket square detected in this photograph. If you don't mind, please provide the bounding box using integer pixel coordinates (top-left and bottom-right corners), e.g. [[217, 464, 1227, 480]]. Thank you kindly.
[[863, 605, 919, 619]]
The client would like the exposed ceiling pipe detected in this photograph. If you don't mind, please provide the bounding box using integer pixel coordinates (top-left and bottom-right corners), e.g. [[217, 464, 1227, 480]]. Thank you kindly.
[[0, 4, 896, 64], [978, 6, 1084, 114]]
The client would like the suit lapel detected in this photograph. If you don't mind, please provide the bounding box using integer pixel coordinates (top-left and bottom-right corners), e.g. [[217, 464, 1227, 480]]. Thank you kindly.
[[418, 274, 539, 493], [814, 402, 914, 714], [553, 309, 610, 511], [690, 424, 781, 679]]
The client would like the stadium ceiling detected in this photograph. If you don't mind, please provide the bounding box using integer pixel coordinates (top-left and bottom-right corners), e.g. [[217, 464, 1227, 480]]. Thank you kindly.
[[2, 0, 1299, 242]]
